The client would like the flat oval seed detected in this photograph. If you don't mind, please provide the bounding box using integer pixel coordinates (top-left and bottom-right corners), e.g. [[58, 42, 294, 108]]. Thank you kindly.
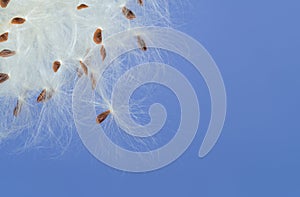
[[13, 100, 22, 117], [11, 17, 26, 25], [93, 28, 103, 44], [122, 7, 136, 20], [37, 89, 47, 103], [0, 49, 16, 57], [100, 45, 106, 61], [96, 110, 111, 124], [52, 61, 61, 72], [0, 0, 10, 8], [0, 32, 8, 42], [79, 61, 88, 75], [137, 36, 147, 51], [137, 0, 143, 6], [0, 73, 9, 83], [77, 4, 89, 10]]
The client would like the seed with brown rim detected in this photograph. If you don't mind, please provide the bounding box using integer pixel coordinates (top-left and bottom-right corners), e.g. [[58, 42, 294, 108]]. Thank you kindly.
[[77, 4, 89, 10], [100, 45, 106, 61], [52, 61, 61, 73], [37, 89, 53, 103], [11, 17, 26, 25], [122, 7, 136, 20], [0, 49, 16, 57], [93, 28, 103, 44], [13, 100, 22, 117], [137, 36, 147, 51], [79, 61, 88, 75], [0, 0, 10, 8], [96, 110, 111, 124], [137, 0, 143, 6], [0, 32, 8, 42], [0, 73, 9, 83]]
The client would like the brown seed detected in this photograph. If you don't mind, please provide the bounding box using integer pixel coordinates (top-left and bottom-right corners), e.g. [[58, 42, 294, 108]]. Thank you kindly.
[[0, 0, 10, 8], [93, 28, 103, 44], [0, 49, 16, 57], [13, 100, 22, 117], [37, 89, 53, 103], [0, 73, 9, 83], [77, 4, 89, 10], [96, 110, 111, 124], [52, 61, 61, 73], [90, 73, 97, 90], [100, 45, 106, 61], [137, 0, 143, 6], [137, 36, 147, 51], [79, 60, 88, 75], [0, 32, 8, 42], [11, 17, 26, 25], [122, 7, 136, 20]]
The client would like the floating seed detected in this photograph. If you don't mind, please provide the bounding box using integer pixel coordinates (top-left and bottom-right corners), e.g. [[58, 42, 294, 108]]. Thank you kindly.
[[0, 49, 16, 57], [137, 36, 147, 51], [0, 73, 9, 83], [13, 100, 22, 117], [0, 32, 8, 42], [96, 110, 111, 124], [79, 61, 88, 75], [77, 4, 89, 10], [52, 61, 61, 73], [100, 45, 106, 61], [37, 89, 53, 103], [137, 0, 143, 6], [122, 7, 136, 20], [93, 28, 103, 44], [11, 17, 26, 25], [0, 0, 10, 8], [90, 73, 97, 90]]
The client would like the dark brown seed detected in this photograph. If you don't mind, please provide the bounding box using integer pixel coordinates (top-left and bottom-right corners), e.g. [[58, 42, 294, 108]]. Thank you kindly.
[[0, 49, 16, 57], [37, 89, 53, 103], [122, 7, 136, 20], [96, 110, 111, 124], [13, 100, 22, 117], [79, 60, 88, 75], [0, 0, 10, 8], [77, 4, 89, 10], [52, 61, 61, 73], [0, 73, 9, 83], [11, 17, 26, 25], [137, 36, 147, 51], [93, 28, 103, 44], [0, 32, 8, 42], [137, 0, 143, 6], [100, 45, 106, 61]]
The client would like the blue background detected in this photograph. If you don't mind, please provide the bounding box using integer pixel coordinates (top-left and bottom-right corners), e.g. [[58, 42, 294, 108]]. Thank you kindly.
[[1, 0, 299, 196]]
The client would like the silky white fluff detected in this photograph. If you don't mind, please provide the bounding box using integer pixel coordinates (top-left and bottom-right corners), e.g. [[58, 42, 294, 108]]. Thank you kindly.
[[0, 0, 169, 150]]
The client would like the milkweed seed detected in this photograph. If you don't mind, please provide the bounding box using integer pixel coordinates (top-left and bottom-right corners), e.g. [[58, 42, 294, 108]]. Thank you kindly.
[[137, 0, 143, 6], [93, 28, 102, 44], [0, 73, 9, 83], [77, 4, 89, 10], [100, 45, 106, 61], [122, 7, 136, 20], [96, 110, 111, 124], [79, 61, 88, 75], [137, 36, 147, 51], [0, 0, 10, 8], [52, 61, 61, 73], [11, 17, 26, 25], [37, 89, 53, 103], [0, 32, 8, 42], [13, 100, 22, 117], [0, 49, 16, 57]]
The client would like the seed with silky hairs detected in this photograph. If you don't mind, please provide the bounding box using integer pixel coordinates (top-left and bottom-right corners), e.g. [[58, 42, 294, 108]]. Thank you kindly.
[[0, 73, 9, 83], [0, 0, 10, 8], [0, 49, 16, 57], [122, 7, 136, 20], [13, 100, 22, 117], [93, 28, 103, 44], [77, 4, 89, 10], [11, 17, 26, 25], [137, 0, 143, 6], [96, 110, 111, 124], [100, 45, 106, 61], [79, 61, 88, 75], [0, 32, 8, 42], [137, 36, 147, 51], [52, 61, 61, 73]]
